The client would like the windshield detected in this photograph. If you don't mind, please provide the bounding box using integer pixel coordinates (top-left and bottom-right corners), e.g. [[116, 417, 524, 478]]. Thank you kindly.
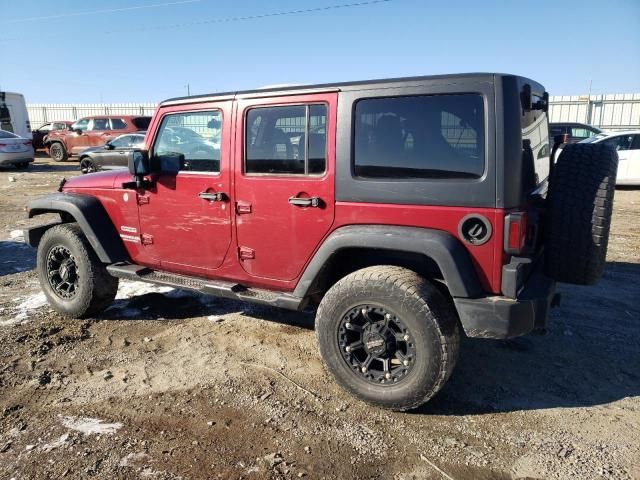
[[579, 133, 608, 144]]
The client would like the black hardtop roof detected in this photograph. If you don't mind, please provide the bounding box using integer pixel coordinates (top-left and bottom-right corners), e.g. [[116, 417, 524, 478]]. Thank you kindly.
[[160, 72, 543, 106]]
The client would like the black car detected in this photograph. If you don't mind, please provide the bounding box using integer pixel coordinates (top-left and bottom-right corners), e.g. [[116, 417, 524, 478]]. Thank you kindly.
[[79, 133, 145, 173], [549, 122, 601, 143]]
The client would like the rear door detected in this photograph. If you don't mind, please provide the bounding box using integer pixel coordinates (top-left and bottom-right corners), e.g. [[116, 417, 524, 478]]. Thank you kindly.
[[87, 118, 113, 147], [234, 93, 336, 281], [135, 104, 232, 276]]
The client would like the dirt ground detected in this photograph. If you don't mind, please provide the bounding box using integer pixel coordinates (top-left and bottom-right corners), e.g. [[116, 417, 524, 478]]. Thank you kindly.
[[0, 154, 638, 480]]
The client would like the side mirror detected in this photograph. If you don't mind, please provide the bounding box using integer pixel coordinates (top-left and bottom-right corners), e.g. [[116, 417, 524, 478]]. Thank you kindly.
[[74, 128, 83, 135], [151, 153, 183, 174], [104, 142, 114, 150], [126, 150, 150, 188]]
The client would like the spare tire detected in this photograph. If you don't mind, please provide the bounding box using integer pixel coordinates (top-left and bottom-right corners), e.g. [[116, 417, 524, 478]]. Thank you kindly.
[[544, 143, 618, 285]]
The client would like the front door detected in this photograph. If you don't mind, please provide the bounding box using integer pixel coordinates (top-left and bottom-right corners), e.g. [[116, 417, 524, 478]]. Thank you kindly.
[[234, 93, 336, 281], [136, 104, 232, 276]]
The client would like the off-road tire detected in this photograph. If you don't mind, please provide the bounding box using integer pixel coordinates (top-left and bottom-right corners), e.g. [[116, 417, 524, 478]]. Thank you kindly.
[[37, 223, 119, 318], [49, 142, 68, 162], [545, 143, 618, 285], [80, 157, 98, 174], [316, 266, 460, 411]]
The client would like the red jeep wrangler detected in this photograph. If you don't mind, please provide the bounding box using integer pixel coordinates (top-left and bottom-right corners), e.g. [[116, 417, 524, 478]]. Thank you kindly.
[[25, 74, 618, 411], [45, 115, 151, 162]]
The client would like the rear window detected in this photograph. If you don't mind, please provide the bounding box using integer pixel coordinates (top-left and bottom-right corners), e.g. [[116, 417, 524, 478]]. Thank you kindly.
[[353, 94, 485, 179], [132, 117, 151, 130], [111, 118, 127, 130]]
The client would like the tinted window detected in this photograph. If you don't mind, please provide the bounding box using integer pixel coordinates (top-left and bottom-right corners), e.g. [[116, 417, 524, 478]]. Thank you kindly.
[[132, 117, 151, 130], [245, 104, 327, 175], [154, 111, 221, 172], [631, 135, 640, 150], [549, 126, 566, 137], [109, 135, 131, 148], [92, 118, 110, 131], [354, 94, 484, 178], [111, 118, 127, 130], [603, 135, 633, 151]]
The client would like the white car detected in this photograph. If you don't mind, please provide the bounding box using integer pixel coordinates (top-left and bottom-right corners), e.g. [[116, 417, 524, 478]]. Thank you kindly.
[[556, 130, 640, 186], [578, 130, 640, 185], [0, 129, 34, 169]]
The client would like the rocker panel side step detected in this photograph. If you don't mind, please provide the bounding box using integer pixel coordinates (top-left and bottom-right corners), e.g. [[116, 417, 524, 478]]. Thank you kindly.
[[106, 262, 304, 311]]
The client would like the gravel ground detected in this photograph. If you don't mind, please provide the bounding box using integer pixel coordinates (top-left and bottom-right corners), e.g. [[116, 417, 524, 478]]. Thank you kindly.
[[0, 155, 638, 479]]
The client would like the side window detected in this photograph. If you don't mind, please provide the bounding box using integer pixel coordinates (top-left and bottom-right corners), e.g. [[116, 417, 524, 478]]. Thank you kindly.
[[53, 123, 66, 130], [110, 118, 127, 130], [631, 135, 640, 150], [570, 127, 593, 139], [354, 94, 485, 178], [604, 135, 633, 151], [245, 104, 327, 175], [93, 118, 110, 131], [109, 136, 130, 148], [549, 126, 565, 137], [130, 135, 145, 147], [153, 111, 221, 172], [73, 118, 89, 131], [38, 123, 53, 132]]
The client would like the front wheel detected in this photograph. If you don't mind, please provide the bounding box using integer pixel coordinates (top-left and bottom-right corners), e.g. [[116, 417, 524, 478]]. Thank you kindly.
[[80, 157, 98, 174], [49, 142, 68, 162], [316, 266, 460, 411], [37, 223, 119, 318]]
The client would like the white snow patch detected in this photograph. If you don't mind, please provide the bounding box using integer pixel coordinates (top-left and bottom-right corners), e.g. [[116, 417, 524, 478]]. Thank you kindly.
[[115, 280, 175, 299], [9, 229, 24, 241], [60, 415, 122, 435], [2, 292, 48, 326], [42, 433, 69, 452]]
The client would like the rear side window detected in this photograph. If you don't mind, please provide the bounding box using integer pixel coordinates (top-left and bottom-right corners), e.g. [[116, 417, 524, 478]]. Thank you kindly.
[[132, 117, 151, 130], [353, 94, 485, 179], [92, 118, 110, 131], [245, 104, 327, 175], [111, 118, 127, 130]]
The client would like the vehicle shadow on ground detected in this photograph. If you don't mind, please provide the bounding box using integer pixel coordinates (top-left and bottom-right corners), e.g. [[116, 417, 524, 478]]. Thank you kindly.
[[29, 162, 79, 173], [420, 260, 640, 415], [0, 241, 36, 276]]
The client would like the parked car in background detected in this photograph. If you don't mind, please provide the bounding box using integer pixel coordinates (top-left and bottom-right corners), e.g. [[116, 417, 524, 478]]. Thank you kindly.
[[45, 115, 151, 161], [579, 130, 640, 185], [32, 121, 73, 150], [0, 129, 34, 169], [0, 92, 32, 139], [79, 133, 145, 173], [549, 122, 601, 143]]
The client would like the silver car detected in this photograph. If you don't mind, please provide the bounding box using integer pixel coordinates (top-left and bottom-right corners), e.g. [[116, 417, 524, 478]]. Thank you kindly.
[[0, 129, 34, 169]]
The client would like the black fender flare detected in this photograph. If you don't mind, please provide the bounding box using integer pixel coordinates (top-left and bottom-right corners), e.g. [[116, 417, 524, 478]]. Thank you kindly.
[[25, 192, 128, 264], [293, 225, 484, 299]]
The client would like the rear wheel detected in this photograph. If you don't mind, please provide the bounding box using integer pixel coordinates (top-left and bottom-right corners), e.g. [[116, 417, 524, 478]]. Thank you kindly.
[[545, 143, 618, 285], [37, 223, 119, 318], [49, 142, 68, 162], [316, 266, 460, 411], [80, 157, 98, 174]]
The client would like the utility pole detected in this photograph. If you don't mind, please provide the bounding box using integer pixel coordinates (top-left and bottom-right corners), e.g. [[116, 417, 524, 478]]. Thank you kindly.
[[185, 83, 191, 96]]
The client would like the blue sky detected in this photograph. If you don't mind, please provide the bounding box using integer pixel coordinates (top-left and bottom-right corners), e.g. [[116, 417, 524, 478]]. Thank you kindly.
[[1, 0, 639, 103]]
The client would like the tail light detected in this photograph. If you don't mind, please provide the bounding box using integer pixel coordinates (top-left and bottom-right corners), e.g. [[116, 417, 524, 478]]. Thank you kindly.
[[504, 212, 528, 255]]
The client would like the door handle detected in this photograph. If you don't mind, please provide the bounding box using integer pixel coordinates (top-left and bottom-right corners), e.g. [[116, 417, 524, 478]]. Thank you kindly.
[[288, 196, 321, 207], [198, 191, 226, 202]]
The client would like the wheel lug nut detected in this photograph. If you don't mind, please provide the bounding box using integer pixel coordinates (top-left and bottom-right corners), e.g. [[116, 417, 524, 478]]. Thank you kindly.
[[403, 334, 410, 341]]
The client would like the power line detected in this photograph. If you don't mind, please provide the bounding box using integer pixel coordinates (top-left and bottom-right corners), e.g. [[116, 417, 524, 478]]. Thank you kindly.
[[120, 0, 393, 33], [0, 0, 203, 25]]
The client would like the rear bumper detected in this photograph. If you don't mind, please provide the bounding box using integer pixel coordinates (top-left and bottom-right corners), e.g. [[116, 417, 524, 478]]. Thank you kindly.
[[0, 153, 34, 165], [454, 269, 555, 339]]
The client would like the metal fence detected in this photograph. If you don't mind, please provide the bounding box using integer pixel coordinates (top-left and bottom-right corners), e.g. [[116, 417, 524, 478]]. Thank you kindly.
[[548, 94, 640, 131], [27, 95, 640, 131], [27, 103, 157, 127]]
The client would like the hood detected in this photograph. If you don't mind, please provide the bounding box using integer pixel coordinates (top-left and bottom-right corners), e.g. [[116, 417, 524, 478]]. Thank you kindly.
[[78, 145, 106, 155], [63, 170, 131, 190]]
